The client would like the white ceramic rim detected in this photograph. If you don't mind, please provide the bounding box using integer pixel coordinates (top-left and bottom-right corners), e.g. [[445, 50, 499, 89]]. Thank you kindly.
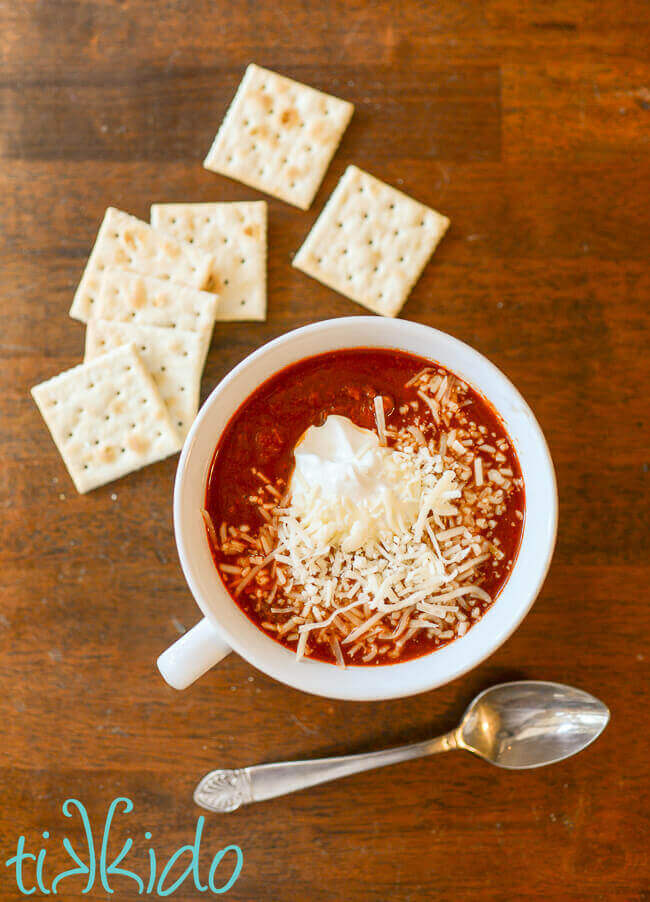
[[173, 318, 558, 701]]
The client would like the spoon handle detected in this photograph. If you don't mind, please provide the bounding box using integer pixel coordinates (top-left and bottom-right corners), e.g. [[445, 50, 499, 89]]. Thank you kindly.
[[194, 732, 458, 812]]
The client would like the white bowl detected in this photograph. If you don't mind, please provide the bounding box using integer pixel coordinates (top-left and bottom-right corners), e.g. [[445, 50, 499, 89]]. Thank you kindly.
[[157, 317, 557, 701]]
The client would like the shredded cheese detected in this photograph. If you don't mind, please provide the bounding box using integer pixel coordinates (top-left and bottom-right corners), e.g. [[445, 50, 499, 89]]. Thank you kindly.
[[374, 395, 387, 446], [275, 436, 491, 656]]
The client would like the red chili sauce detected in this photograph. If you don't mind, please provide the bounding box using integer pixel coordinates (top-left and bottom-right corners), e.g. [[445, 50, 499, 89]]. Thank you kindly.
[[205, 348, 525, 664]]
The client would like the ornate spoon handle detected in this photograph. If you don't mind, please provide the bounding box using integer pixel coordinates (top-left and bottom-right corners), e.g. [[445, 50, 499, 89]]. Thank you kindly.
[[194, 732, 458, 812]]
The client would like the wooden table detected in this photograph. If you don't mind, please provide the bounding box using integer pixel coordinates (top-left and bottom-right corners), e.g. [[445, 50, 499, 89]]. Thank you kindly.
[[2, 1, 648, 899]]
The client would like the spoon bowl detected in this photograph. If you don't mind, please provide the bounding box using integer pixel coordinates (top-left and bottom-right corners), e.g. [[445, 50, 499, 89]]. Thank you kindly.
[[457, 680, 610, 769]]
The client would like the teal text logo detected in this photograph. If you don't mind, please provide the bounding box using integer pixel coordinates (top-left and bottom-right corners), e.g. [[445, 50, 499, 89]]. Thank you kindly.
[[5, 798, 243, 896]]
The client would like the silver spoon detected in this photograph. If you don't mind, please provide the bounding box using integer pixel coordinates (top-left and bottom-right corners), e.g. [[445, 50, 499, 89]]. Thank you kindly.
[[194, 680, 609, 813]]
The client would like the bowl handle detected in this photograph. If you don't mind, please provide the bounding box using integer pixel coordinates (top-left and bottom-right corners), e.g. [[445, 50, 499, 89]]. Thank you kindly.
[[157, 617, 232, 690]]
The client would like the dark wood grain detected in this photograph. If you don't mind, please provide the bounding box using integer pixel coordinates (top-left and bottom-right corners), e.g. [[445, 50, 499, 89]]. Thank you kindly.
[[1, 1, 649, 899]]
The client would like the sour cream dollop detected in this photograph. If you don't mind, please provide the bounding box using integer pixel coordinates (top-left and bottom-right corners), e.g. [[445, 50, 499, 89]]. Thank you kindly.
[[287, 415, 423, 552]]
